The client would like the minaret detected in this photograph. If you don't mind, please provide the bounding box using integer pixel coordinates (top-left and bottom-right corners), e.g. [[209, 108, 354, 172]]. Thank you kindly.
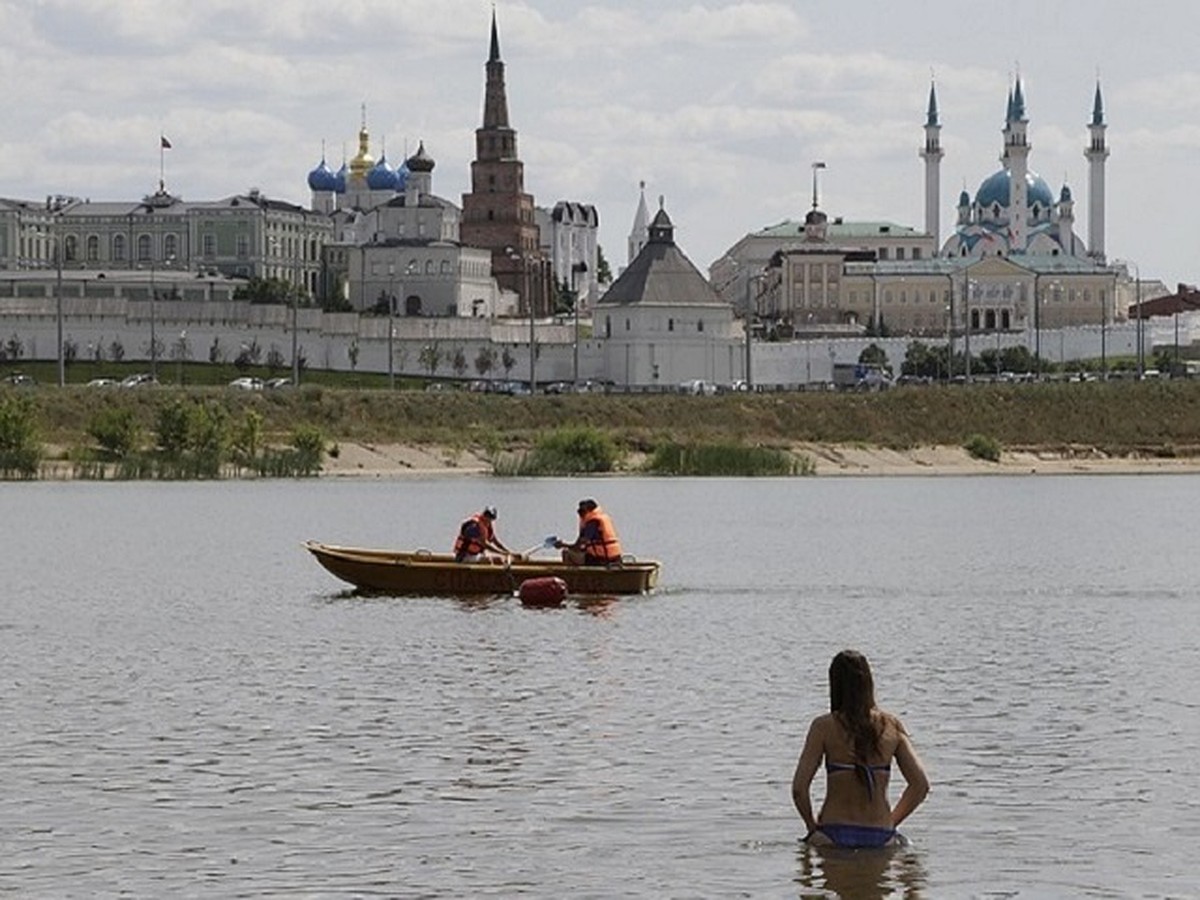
[[460, 10, 551, 316], [1085, 80, 1110, 262], [628, 181, 650, 266], [919, 80, 944, 246], [1005, 77, 1031, 253]]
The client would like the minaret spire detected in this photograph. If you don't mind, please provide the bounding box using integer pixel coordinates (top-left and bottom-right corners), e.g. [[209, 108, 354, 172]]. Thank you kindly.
[[1085, 78, 1110, 261], [1004, 76, 1031, 253], [920, 78, 944, 246]]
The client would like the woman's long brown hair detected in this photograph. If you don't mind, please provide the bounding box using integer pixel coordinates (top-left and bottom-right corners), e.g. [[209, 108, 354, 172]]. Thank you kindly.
[[829, 649, 882, 767]]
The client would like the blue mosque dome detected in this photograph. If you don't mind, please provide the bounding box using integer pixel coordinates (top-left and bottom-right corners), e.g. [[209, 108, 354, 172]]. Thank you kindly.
[[975, 168, 1055, 211], [334, 162, 348, 194], [395, 160, 410, 191], [307, 158, 337, 192], [367, 155, 398, 190]]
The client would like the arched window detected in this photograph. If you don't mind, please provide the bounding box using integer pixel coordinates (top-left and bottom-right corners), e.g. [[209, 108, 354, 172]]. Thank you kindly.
[[425, 260, 434, 274], [112, 234, 126, 261], [697, 320, 704, 333], [164, 233, 178, 259], [63, 235, 78, 262], [668, 318, 674, 332], [440, 260, 451, 275], [86, 235, 99, 262], [605, 316, 611, 338], [137, 234, 152, 261]]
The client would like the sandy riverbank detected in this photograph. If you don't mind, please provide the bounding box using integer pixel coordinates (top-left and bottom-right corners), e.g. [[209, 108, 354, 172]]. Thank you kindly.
[[321, 441, 1200, 478]]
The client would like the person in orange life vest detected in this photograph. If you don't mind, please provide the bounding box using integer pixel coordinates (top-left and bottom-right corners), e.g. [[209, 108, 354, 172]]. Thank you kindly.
[[453, 507, 514, 563], [555, 498, 623, 566]]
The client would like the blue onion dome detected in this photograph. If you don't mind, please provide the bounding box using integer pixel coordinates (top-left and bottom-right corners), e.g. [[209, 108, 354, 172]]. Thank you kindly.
[[334, 161, 348, 194], [394, 159, 410, 191], [367, 154, 398, 190], [1060, 184, 1073, 203], [307, 157, 337, 192], [975, 169, 1055, 210], [406, 141, 435, 173]]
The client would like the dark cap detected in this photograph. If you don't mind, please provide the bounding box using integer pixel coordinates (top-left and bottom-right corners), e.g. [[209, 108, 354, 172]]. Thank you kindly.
[[483, 506, 498, 519], [577, 498, 597, 513]]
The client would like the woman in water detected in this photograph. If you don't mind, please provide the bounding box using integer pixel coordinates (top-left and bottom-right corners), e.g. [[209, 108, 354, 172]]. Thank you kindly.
[[791, 649, 930, 848]]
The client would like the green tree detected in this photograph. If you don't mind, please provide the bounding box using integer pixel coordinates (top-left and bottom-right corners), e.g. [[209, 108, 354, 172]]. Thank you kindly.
[[451, 346, 468, 378], [595, 246, 612, 285], [858, 342, 892, 375], [88, 408, 140, 459], [474, 346, 497, 379], [419, 342, 443, 377], [0, 394, 40, 478]]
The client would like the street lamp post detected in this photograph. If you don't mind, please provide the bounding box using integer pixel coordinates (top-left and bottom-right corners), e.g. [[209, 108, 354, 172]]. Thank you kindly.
[[1101, 279, 1109, 380], [1135, 267, 1144, 379], [571, 261, 588, 389], [292, 240, 301, 387], [149, 255, 158, 380], [961, 268, 974, 383], [54, 223, 65, 387], [388, 263, 396, 390], [1034, 274, 1042, 381]]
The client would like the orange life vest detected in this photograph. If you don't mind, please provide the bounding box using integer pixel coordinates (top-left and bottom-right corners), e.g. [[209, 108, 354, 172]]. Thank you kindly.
[[580, 508, 622, 562], [454, 513, 494, 559]]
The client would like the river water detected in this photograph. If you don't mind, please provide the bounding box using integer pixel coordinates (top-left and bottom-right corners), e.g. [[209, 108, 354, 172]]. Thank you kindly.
[[2, 476, 1198, 898]]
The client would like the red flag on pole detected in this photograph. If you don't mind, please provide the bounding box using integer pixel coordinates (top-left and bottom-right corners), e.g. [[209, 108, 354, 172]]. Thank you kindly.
[[161, 135, 172, 149]]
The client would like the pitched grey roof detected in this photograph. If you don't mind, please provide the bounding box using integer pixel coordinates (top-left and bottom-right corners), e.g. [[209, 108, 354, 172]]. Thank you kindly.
[[598, 207, 726, 308]]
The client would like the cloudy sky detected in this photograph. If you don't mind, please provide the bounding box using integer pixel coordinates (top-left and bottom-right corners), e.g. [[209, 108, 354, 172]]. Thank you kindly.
[[1, 0, 1196, 288]]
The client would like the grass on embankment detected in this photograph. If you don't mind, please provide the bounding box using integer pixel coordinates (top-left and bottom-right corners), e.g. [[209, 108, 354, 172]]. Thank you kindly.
[[11, 379, 1200, 472]]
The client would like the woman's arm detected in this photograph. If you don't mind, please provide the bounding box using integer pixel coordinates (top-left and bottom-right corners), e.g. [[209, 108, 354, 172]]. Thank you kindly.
[[890, 725, 930, 828], [791, 717, 825, 834]]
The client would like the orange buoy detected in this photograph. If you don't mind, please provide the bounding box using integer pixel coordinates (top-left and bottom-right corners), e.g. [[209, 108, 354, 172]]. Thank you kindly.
[[518, 576, 568, 607]]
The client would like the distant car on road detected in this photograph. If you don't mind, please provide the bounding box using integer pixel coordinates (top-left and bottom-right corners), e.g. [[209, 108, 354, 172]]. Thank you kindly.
[[228, 377, 264, 391], [86, 377, 119, 387], [3, 372, 36, 387], [264, 377, 293, 390], [120, 373, 158, 388]]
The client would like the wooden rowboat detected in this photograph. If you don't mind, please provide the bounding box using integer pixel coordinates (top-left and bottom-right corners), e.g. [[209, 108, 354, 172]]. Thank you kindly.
[[304, 541, 661, 597]]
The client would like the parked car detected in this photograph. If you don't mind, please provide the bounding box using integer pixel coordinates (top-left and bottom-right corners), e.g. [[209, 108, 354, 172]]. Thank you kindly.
[[120, 373, 158, 388], [3, 372, 36, 387], [264, 377, 293, 390], [86, 378, 119, 387], [228, 377, 264, 391]]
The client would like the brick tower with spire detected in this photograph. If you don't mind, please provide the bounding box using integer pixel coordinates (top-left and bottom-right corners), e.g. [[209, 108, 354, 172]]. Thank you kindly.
[[460, 10, 553, 317]]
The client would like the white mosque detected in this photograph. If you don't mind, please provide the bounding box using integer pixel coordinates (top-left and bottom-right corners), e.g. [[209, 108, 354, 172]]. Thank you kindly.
[[710, 77, 1136, 340], [933, 79, 1108, 264]]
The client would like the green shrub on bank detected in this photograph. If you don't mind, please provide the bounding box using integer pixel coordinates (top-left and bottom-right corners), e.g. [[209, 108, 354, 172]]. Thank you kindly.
[[88, 407, 140, 459], [643, 441, 812, 476], [494, 425, 620, 476], [0, 394, 41, 478], [964, 433, 1002, 462]]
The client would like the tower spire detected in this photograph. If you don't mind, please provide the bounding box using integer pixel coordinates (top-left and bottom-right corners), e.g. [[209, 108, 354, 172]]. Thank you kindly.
[[920, 78, 944, 245], [1085, 78, 1110, 261]]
